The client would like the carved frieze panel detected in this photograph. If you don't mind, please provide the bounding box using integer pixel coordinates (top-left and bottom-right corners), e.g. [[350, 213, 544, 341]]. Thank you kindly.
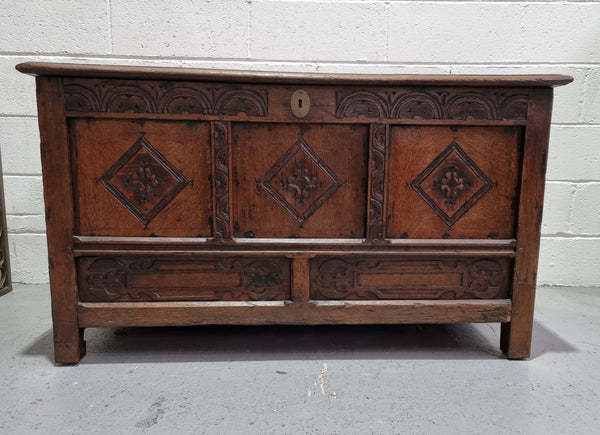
[[335, 89, 528, 120], [310, 257, 510, 300], [257, 137, 344, 226], [64, 79, 268, 116], [78, 256, 290, 302], [411, 140, 494, 228], [99, 136, 190, 227]]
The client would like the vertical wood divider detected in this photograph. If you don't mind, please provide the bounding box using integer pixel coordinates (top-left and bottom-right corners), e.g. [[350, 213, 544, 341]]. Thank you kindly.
[[291, 257, 311, 302], [501, 87, 554, 359], [36, 77, 86, 363], [367, 124, 388, 243], [211, 121, 232, 240]]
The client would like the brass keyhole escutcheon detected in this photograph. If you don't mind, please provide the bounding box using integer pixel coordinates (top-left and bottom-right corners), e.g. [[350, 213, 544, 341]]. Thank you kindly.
[[291, 89, 310, 118]]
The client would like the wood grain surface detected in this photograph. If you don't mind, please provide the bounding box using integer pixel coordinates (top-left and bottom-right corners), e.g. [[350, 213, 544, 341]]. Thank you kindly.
[[18, 62, 569, 362], [72, 119, 212, 237], [232, 123, 368, 238], [387, 126, 521, 239]]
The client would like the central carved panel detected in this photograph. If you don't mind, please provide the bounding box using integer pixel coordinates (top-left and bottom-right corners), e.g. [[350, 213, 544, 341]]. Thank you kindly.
[[411, 140, 493, 227], [257, 138, 343, 226], [99, 136, 189, 226]]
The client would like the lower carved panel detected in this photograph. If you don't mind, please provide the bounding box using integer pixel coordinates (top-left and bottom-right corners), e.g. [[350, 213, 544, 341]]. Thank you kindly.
[[310, 257, 511, 300], [78, 256, 290, 302]]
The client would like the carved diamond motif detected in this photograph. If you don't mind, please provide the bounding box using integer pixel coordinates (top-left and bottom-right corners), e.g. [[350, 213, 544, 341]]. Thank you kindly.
[[99, 136, 189, 226], [257, 138, 343, 226], [411, 140, 493, 227]]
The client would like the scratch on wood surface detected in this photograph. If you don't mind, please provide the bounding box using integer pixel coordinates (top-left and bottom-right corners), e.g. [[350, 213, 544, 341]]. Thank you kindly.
[[307, 362, 328, 396]]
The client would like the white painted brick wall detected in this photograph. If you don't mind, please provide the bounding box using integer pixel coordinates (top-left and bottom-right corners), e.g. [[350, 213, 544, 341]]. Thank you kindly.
[[252, 1, 388, 61], [0, 118, 42, 174], [7, 234, 49, 284], [3, 176, 44, 216], [521, 4, 600, 63], [572, 183, 600, 234], [542, 182, 573, 235], [0, 56, 39, 116], [111, 0, 249, 58], [387, 3, 523, 62], [0, 0, 598, 286], [547, 126, 600, 180], [539, 238, 600, 287], [0, 0, 110, 54], [583, 68, 600, 123]]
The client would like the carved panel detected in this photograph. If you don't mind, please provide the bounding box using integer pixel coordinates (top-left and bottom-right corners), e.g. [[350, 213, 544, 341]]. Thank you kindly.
[[411, 140, 494, 228], [335, 89, 528, 120], [310, 257, 510, 300], [64, 79, 268, 116], [213, 121, 231, 240], [387, 125, 520, 239], [232, 123, 367, 238], [99, 136, 190, 227], [257, 137, 344, 226], [367, 124, 387, 242], [78, 256, 290, 302]]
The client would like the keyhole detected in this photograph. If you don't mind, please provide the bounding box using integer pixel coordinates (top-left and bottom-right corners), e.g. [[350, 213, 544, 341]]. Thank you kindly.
[[291, 89, 309, 117]]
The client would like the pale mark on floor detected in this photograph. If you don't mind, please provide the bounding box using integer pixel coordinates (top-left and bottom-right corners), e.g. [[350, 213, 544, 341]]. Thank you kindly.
[[135, 395, 167, 428], [308, 362, 334, 397]]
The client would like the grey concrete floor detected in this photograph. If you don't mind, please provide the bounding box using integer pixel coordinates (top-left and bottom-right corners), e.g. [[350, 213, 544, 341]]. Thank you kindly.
[[0, 285, 598, 434]]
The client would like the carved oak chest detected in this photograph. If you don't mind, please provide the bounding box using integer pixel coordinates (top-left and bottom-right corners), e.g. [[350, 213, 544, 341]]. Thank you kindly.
[[17, 62, 572, 363]]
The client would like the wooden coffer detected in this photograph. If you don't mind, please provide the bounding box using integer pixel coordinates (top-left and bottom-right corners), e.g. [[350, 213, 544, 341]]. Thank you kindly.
[[17, 63, 572, 363]]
